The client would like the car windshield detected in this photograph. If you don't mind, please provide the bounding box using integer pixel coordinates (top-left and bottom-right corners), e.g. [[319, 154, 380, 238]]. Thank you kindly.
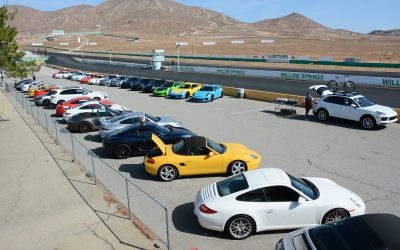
[[316, 86, 329, 96], [200, 86, 214, 91], [46, 90, 57, 96], [288, 174, 318, 200], [217, 174, 249, 197], [145, 113, 161, 122], [109, 115, 126, 123], [308, 219, 382, 250], [207, 139, 226, 154], [353, 96, 374, 107], [180, 84, 191, 89], [161, 82, 173, 88]]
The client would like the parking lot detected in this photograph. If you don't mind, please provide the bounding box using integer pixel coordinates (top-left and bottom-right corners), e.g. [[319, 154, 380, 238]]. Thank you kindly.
[[19, 67, 400, 249]]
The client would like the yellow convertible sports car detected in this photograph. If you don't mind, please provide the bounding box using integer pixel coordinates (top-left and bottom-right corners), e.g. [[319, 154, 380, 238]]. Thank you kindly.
[[144, 134, 261, 181], [168, 82, 202, 99], [28, 84, 50, 97]]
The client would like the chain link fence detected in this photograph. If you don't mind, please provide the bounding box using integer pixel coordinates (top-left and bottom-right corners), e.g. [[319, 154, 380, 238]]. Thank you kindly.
[[5, 83, 171, 249]]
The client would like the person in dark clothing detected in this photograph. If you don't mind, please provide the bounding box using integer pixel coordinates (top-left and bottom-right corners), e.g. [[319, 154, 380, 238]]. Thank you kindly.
[[304, 93, 313, 121], [32, 74, 36, 81]]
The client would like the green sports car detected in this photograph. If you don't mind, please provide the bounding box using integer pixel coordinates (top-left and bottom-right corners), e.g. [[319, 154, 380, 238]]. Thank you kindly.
[[153, 81, 182, 97]]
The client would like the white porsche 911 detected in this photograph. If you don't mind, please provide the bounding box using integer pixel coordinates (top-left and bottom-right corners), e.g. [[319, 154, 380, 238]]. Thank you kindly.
[[194, 168, 365, 240]]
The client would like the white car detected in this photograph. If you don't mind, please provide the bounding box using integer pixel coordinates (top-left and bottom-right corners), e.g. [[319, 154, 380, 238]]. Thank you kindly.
[[54, 71, 70, 79], [72, 73, 90, 81], [89, 75, 107, 85], [21, 81, 44, 92], [313, 93, 398, 129], [50, 87, 108, 106], [194, 168, 365, 240], [309, 85, 333, 97], [63, 100, 129, 121]]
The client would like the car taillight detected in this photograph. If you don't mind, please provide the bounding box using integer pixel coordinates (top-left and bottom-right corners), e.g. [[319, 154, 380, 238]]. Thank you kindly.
[[147, 158, 155, 164], [199, 204, 217, 214]]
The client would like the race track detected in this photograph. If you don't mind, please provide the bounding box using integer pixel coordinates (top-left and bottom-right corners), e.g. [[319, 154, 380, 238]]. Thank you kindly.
[[47, 52, 400, 107]]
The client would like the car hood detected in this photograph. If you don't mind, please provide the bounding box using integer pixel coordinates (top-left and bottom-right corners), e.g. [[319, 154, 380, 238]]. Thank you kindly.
[[362, 104, 397, 116], [155, 87, 168, 92], [223, 143, 254, 155], [193, 91, 211, 97], [157, 116, 182, 126], [304, 177, 354, 200], [171, 88, 188, 94]]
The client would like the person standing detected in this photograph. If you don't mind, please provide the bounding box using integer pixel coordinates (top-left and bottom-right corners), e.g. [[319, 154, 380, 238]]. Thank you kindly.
[[32, 74, 36, 81], [304, 93, 313, 121]]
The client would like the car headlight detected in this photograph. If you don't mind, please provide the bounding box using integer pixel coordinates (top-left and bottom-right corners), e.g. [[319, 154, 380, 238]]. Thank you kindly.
[[206, 93, 210, 96], [249, 154, 258, 159], [376, 111, 386, 116]]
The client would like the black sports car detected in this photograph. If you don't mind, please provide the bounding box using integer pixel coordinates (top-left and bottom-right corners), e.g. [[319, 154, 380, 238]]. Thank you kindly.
[[102, 123, 195, 159], [67, 108, 127, 133], [142, 80, 166, 93], [120, 77, 140, 89], [130, 78, 153, 91]]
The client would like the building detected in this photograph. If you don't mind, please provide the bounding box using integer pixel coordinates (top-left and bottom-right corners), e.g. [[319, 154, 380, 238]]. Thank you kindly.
[[50, 29, 65, 36]]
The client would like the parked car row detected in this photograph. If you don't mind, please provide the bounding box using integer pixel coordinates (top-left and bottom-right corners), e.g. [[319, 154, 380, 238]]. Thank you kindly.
[[53, 70, 224, 103], [15, 75, 400, 248]]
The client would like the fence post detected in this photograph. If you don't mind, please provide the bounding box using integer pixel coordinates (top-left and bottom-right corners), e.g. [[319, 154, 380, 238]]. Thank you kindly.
[[45, 113, 49, 132], [166, 206, 170, 250], [125, 179, 131, 220], [54, 121, 58, 144], [71, 134, 75, 162], [90, 152, 97, 185], [36, 106, 39, 122]]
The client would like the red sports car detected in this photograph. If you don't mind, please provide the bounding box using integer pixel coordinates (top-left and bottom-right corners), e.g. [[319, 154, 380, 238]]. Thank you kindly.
[[55, 96, 112, 116], [80, 74, 97, 84], [34, 86, 60, 97]]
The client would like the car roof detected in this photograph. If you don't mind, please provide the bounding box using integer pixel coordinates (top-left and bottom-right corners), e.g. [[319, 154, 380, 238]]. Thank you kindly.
[[322, 94, 364, 99], [309, 213, 400, 249], [244, 168, 290, 187]]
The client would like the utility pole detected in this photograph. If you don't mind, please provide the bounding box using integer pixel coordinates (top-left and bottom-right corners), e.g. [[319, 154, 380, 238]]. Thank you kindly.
[[109, 49, 112, 65], [177, 44, 180, 72]]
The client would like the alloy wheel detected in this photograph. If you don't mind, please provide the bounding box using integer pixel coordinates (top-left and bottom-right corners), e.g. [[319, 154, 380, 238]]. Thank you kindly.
[[229, 217, 253, 239]]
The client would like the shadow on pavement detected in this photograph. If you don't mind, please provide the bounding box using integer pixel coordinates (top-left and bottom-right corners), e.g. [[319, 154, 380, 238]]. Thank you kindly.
[[172, 202, 224, 238], [84, 134, 102, 143], [261, 110, 386, 131], [119, 163, 153, 180]]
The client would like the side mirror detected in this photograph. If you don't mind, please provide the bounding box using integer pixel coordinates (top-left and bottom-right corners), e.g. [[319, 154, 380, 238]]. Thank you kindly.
[[208, 151, 216, 156], [298, 197, 307, 204], [350, 104, 357, 108]]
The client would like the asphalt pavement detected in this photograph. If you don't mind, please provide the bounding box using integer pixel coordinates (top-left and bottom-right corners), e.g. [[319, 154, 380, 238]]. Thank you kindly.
[[47, 52, 400, 108], [23, 67, 400, 250]]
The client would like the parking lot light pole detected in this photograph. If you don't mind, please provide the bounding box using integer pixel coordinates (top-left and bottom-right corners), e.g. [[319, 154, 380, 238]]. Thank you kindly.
[[176, 44, 180, 72]]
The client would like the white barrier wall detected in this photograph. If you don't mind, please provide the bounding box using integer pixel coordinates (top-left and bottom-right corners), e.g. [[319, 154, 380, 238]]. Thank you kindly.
[[171, 65, 400, 87]]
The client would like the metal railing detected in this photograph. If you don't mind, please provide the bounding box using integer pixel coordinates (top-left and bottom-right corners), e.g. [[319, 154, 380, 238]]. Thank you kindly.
[[6, 83, 170, 249]]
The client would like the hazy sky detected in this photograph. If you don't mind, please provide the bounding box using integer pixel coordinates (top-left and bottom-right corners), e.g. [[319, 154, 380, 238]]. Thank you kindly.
[[5, 0, 400, 33]]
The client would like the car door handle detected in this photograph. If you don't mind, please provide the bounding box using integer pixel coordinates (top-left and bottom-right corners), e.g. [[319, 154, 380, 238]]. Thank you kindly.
[[266, 209, 275, 214]]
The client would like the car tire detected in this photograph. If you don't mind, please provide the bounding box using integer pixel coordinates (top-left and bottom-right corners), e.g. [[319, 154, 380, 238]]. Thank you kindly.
[[221, 91, 224, 98], [57, 100, 65, 105], [228, 161, 247, 175], [79, 122, 92, 133], [42, 99, 50, 106], [157, 164, 178, 182], [316, 109, 329, 121], [210, 94, 214, 102], [322, 209, 349, 224], [114, 144, 132, 159], [360, 115, 376, 130], [185, 92, 190, 99], [225, 215, 255, 240]]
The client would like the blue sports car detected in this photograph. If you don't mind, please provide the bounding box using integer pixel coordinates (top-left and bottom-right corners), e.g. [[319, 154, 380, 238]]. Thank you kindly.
[[190, 84, 224, 102]]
